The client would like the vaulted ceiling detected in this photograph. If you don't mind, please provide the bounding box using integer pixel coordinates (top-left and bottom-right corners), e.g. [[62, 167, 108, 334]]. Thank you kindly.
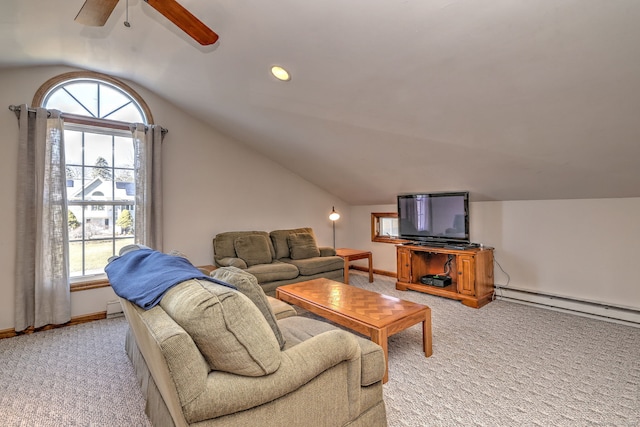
[[2, 0, 640, 204]]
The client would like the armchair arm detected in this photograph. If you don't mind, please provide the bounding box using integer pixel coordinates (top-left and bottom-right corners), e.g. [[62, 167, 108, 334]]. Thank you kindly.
[[215, 257, 248, 269], [266, 296, 297, 320], [182, 330, 362, 423], [319, 246, 336, 257]]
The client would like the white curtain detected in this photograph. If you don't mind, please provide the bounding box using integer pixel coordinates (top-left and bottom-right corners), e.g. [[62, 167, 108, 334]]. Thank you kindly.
[[14, 105, 70, 332], [132, 124, 164, 251]]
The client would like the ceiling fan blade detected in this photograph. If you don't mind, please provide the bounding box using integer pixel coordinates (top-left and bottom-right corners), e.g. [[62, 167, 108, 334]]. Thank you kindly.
[[75, 0, 119, 26], [144, 0, 219, 45]]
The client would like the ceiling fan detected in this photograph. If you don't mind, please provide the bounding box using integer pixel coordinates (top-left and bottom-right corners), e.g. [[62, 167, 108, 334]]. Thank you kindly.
[[74, 0, 219, 45]]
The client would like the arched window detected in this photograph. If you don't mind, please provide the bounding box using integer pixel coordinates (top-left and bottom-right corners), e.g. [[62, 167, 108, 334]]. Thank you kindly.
[[34, 71, 152, 124], [34, 71, 153, 281], [43, 78, 146, 123]]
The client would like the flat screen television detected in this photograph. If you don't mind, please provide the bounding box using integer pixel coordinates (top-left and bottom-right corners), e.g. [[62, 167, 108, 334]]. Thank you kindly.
[[397, 191, 470, 245]]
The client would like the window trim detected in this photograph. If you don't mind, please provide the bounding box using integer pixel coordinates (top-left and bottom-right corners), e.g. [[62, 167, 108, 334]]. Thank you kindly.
[[371, 212, 408, 244], [70, 276, 111, 292]]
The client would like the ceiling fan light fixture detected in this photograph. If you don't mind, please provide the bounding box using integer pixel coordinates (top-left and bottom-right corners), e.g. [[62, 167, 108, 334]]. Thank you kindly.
[[271, 66, 291, 81]]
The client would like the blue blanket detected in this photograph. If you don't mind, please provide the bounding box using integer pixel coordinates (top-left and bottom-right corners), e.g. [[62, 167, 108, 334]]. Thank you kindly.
[[105, 249, 235, 309]]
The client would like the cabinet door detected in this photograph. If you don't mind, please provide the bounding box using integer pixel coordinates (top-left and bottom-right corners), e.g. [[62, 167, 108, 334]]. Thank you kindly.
[[457, 255, 476, 295], [397, 247, 411, 283]]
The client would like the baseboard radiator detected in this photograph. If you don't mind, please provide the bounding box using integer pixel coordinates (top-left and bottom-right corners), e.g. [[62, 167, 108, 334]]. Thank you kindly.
[[495, 286, 640, 328], [106, 300, 124, 319]]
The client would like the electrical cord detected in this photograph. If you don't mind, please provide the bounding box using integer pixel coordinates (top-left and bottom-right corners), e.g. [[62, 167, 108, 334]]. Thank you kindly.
[[492, 254, 511, 300], [442, 254, 454, 276]]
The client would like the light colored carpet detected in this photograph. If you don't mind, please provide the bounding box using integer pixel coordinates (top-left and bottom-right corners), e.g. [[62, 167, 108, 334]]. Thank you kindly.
[[0, 316, 151, 427], [0, 272, 638, 426], [346, 271, 640, 427]]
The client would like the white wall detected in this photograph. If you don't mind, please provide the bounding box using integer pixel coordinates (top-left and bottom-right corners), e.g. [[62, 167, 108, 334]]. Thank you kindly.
[[350, 199, 640, 311], [0, 65, 347, 330], [3, 66, 638, 331], [348, 205, 399, 272]]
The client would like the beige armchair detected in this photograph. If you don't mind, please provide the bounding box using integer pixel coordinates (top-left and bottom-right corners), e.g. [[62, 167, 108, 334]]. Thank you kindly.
[[122, 267, 387, 427]]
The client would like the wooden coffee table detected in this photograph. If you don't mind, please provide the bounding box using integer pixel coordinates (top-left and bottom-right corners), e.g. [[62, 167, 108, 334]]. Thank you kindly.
[[276, 278, 432, 383]]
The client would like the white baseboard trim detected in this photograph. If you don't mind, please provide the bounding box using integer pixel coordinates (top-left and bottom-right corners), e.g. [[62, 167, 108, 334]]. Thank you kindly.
[[495, 287, 640, 328]]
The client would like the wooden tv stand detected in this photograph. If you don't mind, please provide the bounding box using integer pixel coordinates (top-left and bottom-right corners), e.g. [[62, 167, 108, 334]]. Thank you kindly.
[[396, 244, 494, 308]]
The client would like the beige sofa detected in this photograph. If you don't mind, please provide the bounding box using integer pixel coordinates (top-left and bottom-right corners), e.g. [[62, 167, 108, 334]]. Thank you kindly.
[[122, 266, 387, 427], [213, 227, 344, 295]]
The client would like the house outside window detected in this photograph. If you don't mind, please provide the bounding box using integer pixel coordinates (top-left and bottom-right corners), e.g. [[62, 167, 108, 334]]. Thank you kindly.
[[37, 72, 151, 280]]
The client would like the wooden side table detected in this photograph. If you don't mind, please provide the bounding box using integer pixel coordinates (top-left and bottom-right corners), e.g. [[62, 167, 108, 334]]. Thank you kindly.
[[197, 264, 218, 275], [335, 248, 374, 284]]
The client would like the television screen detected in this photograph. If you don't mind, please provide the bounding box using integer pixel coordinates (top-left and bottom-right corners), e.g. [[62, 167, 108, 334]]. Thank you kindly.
[[397, 192, 469, 244]]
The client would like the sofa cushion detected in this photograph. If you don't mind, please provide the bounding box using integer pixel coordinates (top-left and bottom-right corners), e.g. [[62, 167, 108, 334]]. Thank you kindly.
[[245, 261, 299, 283], [210, 267, 286, 349], [270, 227, 315, 259], [234, 235, 273, 267], [278, 316, 385, 386], [287, 232, 321, 260], [214, 231, 275, 260], [282, 255, 344, 276], [160, 279, 281, 377]]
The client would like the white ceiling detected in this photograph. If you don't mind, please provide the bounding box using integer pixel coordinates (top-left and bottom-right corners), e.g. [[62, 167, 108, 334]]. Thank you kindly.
[[2, 0, 640, 204]]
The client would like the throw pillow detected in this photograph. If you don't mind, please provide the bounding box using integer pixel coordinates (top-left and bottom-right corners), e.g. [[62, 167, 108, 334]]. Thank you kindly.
[[287, 232, 321, 260], [234, 235, 272, 267], [270, 228, 314, 259], [209, 267, 286, 349], [160, 280, 281, 377]]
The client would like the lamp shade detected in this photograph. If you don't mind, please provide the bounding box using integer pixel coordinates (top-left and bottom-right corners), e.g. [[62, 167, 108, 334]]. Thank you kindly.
[[329, 207, 340, 221]]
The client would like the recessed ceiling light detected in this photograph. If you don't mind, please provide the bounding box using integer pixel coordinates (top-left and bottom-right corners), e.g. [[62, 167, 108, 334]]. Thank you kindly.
[[271, 65, 291, 81]]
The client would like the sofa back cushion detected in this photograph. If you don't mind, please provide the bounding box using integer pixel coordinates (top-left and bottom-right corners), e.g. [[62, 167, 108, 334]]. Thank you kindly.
[[234, 234, 273, 266], [209, 267, 286, 349], [160, 279, 281, 377], [287, 232, 321, 260], [270, 227, 316, 259], [213, 231, 275, 261]]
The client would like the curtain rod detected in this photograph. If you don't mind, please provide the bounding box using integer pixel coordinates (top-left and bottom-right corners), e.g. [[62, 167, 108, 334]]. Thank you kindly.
[[8, 105, 168, 135]]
